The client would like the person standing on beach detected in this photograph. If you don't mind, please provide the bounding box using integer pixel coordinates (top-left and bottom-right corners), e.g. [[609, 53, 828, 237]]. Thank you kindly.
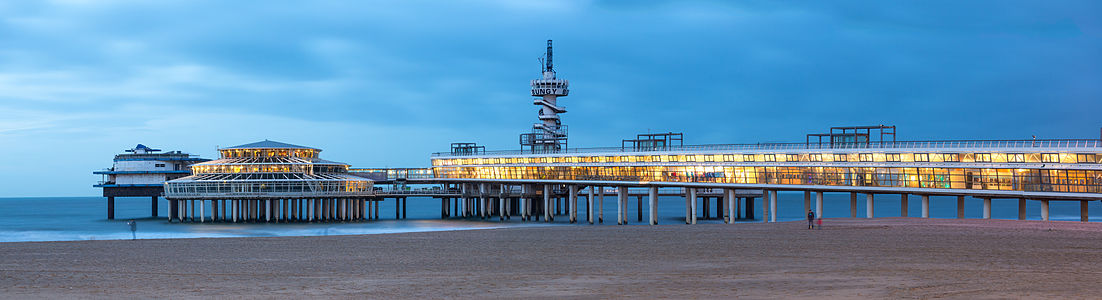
[[806, 210, 815, 229]]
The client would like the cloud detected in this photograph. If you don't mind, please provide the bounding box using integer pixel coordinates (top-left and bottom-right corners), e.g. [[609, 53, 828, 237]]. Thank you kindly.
[[0, 0, 1100, 196]]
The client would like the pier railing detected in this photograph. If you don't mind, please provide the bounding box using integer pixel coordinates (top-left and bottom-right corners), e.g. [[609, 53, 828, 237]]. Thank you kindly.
[[432, 139, 1102, 157]]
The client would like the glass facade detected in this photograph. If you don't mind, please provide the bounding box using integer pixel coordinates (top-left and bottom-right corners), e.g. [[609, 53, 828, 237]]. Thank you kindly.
[[165, 144, 372, 199], [430, 150, 1102, 194]]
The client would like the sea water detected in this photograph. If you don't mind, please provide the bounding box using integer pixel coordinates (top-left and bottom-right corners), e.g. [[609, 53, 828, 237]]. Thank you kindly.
[[0, 193, 1099, 242]]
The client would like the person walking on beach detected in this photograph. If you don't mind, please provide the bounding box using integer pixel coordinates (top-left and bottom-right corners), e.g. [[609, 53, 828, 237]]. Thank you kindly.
[[126, 219, 137, 240], [807, 210, 815, 229]]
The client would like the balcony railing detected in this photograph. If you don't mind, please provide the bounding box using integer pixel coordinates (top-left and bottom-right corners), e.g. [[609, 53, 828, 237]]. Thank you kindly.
[[432, 139, 1102, 157]]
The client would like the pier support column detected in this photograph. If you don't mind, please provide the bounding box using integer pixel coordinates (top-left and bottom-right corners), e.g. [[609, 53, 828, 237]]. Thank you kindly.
[[569, 185, 578, 223], [901, 194, 909, 217], [921, 195, 930, 218], [726, 189, 736, 224], [866, 193, 874, 219], [637, 195, 643, 222], [480, 184, 488, 219], [167, 199, 175, 222], [1081, 201, 1089, 222], [1041, 200, 1050, 221], [803, 191, 811, 214], [151, 196, 158, 217], [815, 191, 824, 219], [770, 190, 777, 223], [982, 198, 992, 219], [544, 185, 552, 222], [849, 192, 857, 218], [690, 188, 698, 225], [648, 186, 658, 225], [702, 197, 709, 220], [402, 197, 407, 219], [617, 187, 627, 225], [526, 196, 535, 220], [1018, 198, 1027, 220], [957, 196, 965, 219], [107, 197, 115, 220], [498, 196, 505, 221], [587, 186, 595, 224], [374, 200, 379, 220]]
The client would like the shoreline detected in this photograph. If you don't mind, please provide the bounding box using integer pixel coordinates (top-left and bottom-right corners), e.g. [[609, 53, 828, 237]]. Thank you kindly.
[[3, 218, 1102, 298]]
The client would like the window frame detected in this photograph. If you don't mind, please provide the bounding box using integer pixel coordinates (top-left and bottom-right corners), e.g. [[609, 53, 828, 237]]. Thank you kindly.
[[859, 153, 873, 162], [1008, 153, 1025, 163], [885, 153, 901, 162], [914, 153, 930, 162], [1042, 153, 1059, 163]]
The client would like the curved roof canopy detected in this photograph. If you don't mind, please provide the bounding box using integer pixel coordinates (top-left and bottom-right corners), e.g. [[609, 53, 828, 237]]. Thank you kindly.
[[221, 140, 319, 150]]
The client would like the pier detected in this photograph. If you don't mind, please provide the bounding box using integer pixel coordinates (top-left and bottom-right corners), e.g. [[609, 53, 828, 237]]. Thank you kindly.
[[121, 41, 1102, 225]]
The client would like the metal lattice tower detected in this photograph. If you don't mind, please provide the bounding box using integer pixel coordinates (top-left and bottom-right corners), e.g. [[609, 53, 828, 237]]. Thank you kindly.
[[521, 40, 570, 153]]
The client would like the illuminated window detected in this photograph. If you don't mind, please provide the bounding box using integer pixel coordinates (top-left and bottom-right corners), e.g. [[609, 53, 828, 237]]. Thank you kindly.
[[1008, 153, 1025, 163], [833, 154, 847, 162], [723, 154, 734, 162], [941, 153, 959, 162], [686, 155, 696, 162], [976, 153, 991, 162], [1076, 154, 1100, 163], [704, 155, 714, 162], [764, 154, 776, 162], [786, 154, 799, 162], [651, 155, 661, 162], [743, 155, 756, 162], [1041, 153, 1059, 163], [859, 153, 873, 162], [914, 153, 929, 162], [635, 156, 645, 162], [885, 153, 900, 162], [668, 155, 679, 162], [810, 154, 822, 162]]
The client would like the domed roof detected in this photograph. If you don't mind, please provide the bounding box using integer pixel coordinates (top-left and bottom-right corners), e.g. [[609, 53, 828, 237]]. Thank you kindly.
[[221, 140, 318, 150]]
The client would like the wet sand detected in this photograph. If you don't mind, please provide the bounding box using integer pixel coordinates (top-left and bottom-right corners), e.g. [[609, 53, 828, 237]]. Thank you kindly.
[[2, 218, 1102, 299]]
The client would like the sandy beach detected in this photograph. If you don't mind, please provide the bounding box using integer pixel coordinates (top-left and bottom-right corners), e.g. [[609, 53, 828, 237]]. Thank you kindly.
[[2, 218, 1102, 299]]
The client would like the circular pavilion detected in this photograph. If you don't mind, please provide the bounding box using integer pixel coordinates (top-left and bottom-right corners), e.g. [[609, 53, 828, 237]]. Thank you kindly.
[[164, 140, 374, 223]]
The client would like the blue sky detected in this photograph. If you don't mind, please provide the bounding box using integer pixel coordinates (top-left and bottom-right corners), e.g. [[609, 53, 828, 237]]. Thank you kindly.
[[0, 0, 1100, 196]]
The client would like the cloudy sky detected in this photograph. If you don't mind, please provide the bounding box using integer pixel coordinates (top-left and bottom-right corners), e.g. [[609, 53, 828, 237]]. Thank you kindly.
[[1, 1, 1100, 196]]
